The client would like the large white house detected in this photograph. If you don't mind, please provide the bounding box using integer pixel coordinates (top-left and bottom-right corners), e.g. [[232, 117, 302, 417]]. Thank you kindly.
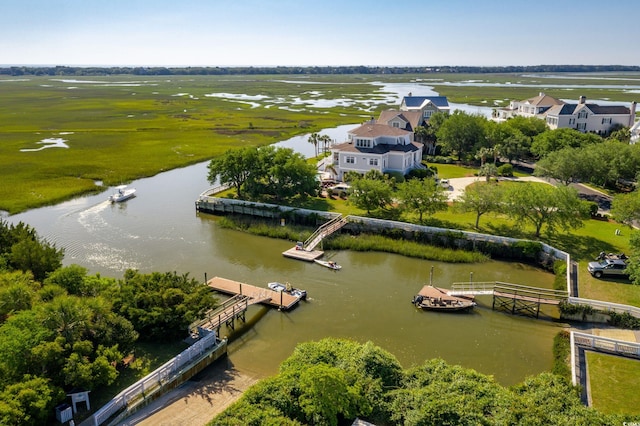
[[498, 93, 636, 136], [328, 120, 424, 181], [545, 96, 636, 135]]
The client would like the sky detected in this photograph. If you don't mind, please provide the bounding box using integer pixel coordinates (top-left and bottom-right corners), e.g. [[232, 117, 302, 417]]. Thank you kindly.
[[2, 0, 639, 67]]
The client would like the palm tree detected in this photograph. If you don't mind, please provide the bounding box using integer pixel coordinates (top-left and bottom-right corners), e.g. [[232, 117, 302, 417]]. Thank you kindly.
[[319, 134, 332, 155], [479, 163, 498, 182], [308, 132, 320, 157]]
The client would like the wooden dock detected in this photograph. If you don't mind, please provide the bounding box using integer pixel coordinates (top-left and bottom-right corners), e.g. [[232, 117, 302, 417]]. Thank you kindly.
[[282, 247, 324, 261], [207, 276, 302, 310]]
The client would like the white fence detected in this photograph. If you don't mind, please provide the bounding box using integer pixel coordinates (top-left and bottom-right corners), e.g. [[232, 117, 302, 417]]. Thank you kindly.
[[89, 332, 223, 426], [571, 331, 640, 386], [568, 296, 640, 317]]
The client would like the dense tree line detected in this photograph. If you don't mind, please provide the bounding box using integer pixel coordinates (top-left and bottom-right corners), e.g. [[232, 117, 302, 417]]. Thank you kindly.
[[208, 146, 318, 202], [211, 338, 633, 426], [2, 65, 640, 77], [0, 220, 217, 425]]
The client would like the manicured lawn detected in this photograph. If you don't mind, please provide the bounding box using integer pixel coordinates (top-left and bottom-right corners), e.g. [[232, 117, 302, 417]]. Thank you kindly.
[[586, 351, 640, 416]]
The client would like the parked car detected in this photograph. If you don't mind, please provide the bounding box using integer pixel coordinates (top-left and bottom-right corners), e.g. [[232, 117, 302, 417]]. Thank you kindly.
[[328, 183, 351, 196], [587, 258, 629, 278], [438, 179, 450, 188]]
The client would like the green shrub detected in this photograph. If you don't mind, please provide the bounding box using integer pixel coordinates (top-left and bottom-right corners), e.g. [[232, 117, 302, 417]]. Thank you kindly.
[[552, 260, 567, 291], [608, 312, 640, 329], [552, 330, 571, 380], [497, 163, 513, 177]]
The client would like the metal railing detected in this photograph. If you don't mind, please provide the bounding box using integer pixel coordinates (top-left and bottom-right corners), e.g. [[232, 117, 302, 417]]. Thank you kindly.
[[449, 281, 496, 295], [303, 215, 347, 250], [188, 295, 249, 335], [572, 332, 640, 357], [89, 332, 223, 426]]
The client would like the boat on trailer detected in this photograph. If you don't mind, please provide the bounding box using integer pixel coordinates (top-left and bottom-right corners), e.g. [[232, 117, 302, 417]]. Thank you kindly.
[[411, 285, 476, 312], [109, 185, 136, 203], [314, 259, 342, 270], [268, 281, 307, 300]]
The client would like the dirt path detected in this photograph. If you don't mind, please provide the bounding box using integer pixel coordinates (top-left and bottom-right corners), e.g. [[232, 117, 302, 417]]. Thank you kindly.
[[120, 357, 260, 426]]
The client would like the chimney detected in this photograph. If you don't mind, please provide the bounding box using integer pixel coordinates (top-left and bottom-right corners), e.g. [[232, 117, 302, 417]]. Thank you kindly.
[[579, 96, 586, 104], [630, 101, 637, 127]]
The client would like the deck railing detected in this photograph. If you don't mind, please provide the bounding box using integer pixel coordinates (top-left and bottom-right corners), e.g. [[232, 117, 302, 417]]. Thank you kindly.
[[89, 332, 223, 426]]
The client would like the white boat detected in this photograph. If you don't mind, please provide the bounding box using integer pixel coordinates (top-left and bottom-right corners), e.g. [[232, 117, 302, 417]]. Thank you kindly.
[[267, 281, 307, 300], [109, 185, 136, 203], [314, 259, 342, 270]]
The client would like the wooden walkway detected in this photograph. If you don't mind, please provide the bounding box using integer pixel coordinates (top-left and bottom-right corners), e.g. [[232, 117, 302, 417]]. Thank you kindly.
[[449, 281, 567, 318], [207, 276, 302, 311]]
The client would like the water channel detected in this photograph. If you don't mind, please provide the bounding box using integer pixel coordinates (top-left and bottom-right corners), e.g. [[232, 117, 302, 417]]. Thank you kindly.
[[8, 157, 564, 387], [6, 82, 564, 386]]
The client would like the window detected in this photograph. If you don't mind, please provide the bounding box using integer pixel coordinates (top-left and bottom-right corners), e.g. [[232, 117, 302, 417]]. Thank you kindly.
[[369, 158, 378, 166], [392, 122, 399, 128], [577, 123, 586, 131], [423, 110, 433, 118], [333, 152, 339, 163], [578, 110, 588, 119], [345, 156, 355, 164], [601, 117, 612, 124], [355, 139, 371, 148]]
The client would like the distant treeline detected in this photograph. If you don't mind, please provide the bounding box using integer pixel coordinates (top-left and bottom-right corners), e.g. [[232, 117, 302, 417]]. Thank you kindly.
[[2, 64, 640, 76]]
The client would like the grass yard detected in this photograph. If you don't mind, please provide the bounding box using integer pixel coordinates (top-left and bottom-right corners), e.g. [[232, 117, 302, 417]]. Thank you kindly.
[[586, 351, 640, 415]]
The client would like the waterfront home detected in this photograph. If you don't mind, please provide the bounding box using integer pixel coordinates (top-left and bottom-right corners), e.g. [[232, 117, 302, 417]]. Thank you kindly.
[[544, 96, 636, 135], [498, 92, 636, 136], [400, 94, 450, 121], [377, 109, 436, 155], [327, 119, 424, 181]]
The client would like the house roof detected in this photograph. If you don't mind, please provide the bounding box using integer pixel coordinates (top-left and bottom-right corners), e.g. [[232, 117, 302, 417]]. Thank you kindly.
[[523, 93, 564, 107], [547, 103, 631, 116], [332, 141, 423, 155], [377, 110, 422, 130], [349, 123, 412, 138], [586, 104, 630, 115], [402, 96, 449, 109]]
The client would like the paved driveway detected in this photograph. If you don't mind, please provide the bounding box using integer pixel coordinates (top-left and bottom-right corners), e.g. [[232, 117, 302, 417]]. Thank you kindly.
[[444, 176, 549, 201]]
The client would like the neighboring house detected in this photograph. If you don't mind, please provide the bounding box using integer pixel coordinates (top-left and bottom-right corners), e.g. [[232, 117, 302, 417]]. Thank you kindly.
[[497, 92, 636, 136], [497, 92, 564, 120], [545, 97, 636, 135], [400, 94, 450, 121], [328, 120, 424, 181]]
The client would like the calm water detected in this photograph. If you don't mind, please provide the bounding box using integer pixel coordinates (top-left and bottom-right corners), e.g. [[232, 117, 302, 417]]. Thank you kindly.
[[9, 152, 563, 386]]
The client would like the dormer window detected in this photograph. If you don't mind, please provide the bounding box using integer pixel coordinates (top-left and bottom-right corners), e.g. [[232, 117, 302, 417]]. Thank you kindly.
[[355, 139, 372, 148], [578, 110, 588, 119]]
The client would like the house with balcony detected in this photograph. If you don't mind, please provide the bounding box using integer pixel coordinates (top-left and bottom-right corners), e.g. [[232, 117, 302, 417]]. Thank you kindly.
[[327, 120, 424, 181]]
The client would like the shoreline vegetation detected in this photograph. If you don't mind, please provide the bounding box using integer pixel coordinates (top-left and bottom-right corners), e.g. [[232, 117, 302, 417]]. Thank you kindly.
[[217, 216, 489, 263]]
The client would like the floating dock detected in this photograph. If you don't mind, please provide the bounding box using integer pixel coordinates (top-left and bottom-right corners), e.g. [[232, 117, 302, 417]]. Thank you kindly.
[[282, 247, 324, 261], [207, 276, 302, 310]]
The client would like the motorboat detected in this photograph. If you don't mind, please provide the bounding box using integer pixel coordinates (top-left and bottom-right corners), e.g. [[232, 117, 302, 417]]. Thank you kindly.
[[109, 185, 136, 203], [411, 285, 476, 312], [268, 281, 307, 300], [314, 259, 342, 270]]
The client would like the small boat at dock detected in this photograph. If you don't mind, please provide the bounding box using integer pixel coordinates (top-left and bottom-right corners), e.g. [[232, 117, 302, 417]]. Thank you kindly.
[[314, 259, 341, 270], [412, 285, 476, 312], [268, 281, 307, 300], [109, 185, 136, 203]]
